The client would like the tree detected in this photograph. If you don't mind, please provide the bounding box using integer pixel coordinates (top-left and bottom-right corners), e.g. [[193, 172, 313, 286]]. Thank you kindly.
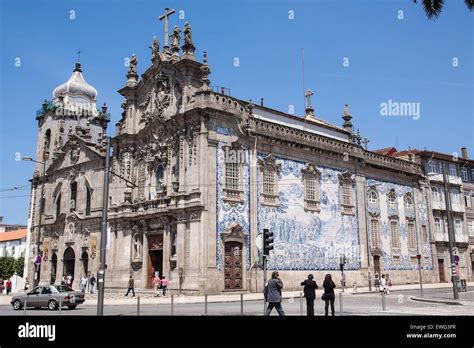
[[0, 257, 16, 280], [15, 257, 25, 278], [414, 0, 473, 19]]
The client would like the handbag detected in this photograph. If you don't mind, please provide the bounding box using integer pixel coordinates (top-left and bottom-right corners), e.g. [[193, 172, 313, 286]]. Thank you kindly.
[[321, 293, 326, 301]]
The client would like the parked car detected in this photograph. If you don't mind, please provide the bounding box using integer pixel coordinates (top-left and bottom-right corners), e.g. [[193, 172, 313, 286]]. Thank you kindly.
[[10, 285, 85, 311]]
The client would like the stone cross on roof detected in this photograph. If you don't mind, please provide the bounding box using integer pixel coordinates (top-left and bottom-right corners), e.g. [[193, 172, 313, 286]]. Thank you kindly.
[[159, 8, 176, 51]]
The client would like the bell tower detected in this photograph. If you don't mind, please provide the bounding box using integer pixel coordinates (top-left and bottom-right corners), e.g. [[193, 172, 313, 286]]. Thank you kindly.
[[34, 61, 109, 172]]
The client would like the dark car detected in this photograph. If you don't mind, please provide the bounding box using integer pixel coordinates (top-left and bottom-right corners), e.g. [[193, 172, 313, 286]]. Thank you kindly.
[[10, 285, 85, 311]]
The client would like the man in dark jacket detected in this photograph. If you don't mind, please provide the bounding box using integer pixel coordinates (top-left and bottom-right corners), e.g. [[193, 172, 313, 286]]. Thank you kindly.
[[301, 274, 318, 316], [264, 271, 285, 316]]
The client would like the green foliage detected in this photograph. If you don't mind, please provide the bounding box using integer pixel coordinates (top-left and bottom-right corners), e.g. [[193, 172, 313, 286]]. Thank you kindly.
[[15, 257, 25, 278], [0, 257, 16, 280]]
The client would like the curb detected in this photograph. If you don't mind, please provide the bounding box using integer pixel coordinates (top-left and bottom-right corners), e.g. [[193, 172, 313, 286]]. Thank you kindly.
[[410, 296, 463, 306]]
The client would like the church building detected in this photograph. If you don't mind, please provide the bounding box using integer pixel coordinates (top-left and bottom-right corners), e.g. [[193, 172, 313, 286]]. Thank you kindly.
[[26, 16, 438, 294]]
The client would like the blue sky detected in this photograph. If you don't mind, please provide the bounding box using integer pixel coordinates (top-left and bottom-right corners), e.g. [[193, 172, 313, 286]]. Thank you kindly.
[[0, 0, 473, 224]]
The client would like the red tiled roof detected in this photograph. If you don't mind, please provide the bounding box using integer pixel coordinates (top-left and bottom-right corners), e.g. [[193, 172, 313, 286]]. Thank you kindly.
[[0, 229, 27, 242], [392, 149, 421, 157], [373, 147, 397, 156]]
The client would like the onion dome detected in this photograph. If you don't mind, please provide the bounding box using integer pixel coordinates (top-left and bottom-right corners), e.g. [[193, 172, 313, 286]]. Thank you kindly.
[[52, 63, 98, 101]]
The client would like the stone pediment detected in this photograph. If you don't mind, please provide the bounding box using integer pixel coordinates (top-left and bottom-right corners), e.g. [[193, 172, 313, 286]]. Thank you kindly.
[[47, 135, 104, 173]]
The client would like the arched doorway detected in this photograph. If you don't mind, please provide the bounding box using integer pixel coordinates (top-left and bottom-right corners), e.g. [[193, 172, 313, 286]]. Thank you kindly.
[[63, 247, 75, 281], [81, 251, 89, 278], [50, 254, 58, 285]]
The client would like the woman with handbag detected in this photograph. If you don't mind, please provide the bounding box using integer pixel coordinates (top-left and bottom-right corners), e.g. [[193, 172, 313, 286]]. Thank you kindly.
[[322, 274, 336, 316]]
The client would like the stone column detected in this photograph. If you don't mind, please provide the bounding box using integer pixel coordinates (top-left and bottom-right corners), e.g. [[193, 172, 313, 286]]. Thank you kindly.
[[206, 139, 219, 270], [187, 215, 201, 291], [355, 173, 369, 279], [162, 226, 170, 280], [248, 138, 258, 292], [140, 233, 148, 289]]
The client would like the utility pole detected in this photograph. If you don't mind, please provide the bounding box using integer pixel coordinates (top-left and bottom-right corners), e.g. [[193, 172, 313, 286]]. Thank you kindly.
[[97, 137, 111, 315], [442, 162, 459, 300]]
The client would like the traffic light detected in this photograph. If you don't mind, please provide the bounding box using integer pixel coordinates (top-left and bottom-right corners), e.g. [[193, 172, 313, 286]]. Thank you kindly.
[[263, 228, 274, 256], [416, 254, 421, 260]]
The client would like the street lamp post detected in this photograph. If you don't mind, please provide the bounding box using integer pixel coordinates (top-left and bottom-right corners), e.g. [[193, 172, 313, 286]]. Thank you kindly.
[[441, 162, 459, 300], [23, 156, 46, 287], [97, 137, 111, 316]]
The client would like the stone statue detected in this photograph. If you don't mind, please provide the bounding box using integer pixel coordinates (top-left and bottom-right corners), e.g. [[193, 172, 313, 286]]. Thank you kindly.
[[171, 25, 181, 48], [133, 234, 141, 259], [149, 36, 160, 60], [128, 54, 137, 75], [183, 22, 193, 46]]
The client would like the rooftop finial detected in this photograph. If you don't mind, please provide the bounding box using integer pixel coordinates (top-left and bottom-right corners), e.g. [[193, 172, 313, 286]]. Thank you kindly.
[[304, 89, 315, 119], [342, 103, 353, 133], [199, 51, 211, 91]]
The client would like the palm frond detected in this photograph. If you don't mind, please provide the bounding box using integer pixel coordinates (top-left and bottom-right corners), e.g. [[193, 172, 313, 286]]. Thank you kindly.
[[413, 0, 444, 19], [465, 0, 474, 11]]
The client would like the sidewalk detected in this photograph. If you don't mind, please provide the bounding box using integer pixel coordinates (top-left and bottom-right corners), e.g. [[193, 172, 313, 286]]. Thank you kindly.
[[0, 281, 472, 306]]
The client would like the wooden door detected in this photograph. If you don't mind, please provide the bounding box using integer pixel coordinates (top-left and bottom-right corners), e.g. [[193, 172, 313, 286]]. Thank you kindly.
[[147, 234, 164, 288], [373, 255, 381, 276], [224, 242, 243, 289], [438, 259, 445, 282]]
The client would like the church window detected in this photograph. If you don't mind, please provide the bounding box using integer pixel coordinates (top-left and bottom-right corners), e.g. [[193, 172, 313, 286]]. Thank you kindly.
[[388, 191, 397, 207], [404, 194, 413, 209], [338, 172, 355, 215], [56, 193, 61, 219], [370, 218, 381, 248], [302, 163, 321, 212], [390, 220, 400, 248], [421, 225, 428, 243], [156, 164, 165, 189], [407, 221, 416, 249], [85, 186, 91, 216], [223, 144, 244, 202], [137, 162, 146, 201], [258, 154, 281, 207], [70, 181, 77, 212], [43, 129, 51, 161], [368, 190, 378, 204]]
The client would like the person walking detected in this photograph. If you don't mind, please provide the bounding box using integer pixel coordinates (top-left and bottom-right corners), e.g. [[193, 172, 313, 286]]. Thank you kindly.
[[374, 273, 380, 292], [301, 274, 318, 316], [61, 275, 66, 286], [152, 275, 161, 297], [89, 275, 96, 294], [385, 274, 391, 295], [380, 274, 387, 294], [264, 271, 285, 316], [322, 274, 336, 316], [5, 279, 12, 295], [125, 276, 135, 297], [161, 276, 169, 296], [80, 275, 87, 293]]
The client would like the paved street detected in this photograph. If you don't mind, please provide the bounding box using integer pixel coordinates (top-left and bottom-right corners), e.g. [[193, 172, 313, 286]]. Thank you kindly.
[[1, 286, 473, 316]]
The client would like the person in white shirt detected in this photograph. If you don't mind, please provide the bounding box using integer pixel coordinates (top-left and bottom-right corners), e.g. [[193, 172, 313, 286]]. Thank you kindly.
[[80, 275, 88, 293]]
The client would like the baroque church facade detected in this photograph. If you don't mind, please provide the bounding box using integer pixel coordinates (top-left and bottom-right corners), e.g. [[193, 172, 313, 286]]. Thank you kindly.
[[27, 19, 441, 294]]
